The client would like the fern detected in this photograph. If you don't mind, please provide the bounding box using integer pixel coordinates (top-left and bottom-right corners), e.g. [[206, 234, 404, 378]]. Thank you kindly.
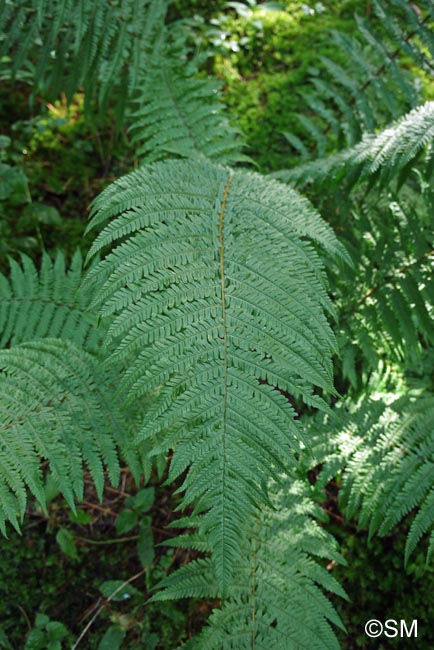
[[278, 107, 434, 382], [0, 250, 102, 351], [153, 481, 346, 650], [86, 158, 345, 590], [336, 180, 434, 382], [130, 35, 248, 165], [309, 394, 434, 563], [0, 0, 168, 114], [4, 1, 434, 643], [275, 101, 434, 190], [283, 0, 430, 162], [0, 338, 125, 534]]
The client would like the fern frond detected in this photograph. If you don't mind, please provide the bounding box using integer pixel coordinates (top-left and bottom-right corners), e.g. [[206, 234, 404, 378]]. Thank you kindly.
[[0, 0, 168, 114], [86, 159, 344, 591], [309, 394, 434, 563], [130, 37, 247, 165], [282, 0, 429, 163], [338, 188, 434, 380], [0, 250, 101, 351], [276, 102, 434, 190], [153, 481, 346, 649], [0, 338, 125, 533]]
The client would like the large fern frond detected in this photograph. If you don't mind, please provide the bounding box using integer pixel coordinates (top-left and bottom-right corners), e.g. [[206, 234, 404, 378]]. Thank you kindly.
[[0, 338, 126, 533], [0, 250, 101, 351], [153, 481, 346, 649], [86, 159, 345, 590]]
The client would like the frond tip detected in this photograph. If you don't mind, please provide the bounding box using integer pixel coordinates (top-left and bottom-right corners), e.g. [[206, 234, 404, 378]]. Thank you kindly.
[[153, 482, 347, 650], [87, 159, 345, 590], [276, 101, 434, 190], [130, 43, 248, 165]]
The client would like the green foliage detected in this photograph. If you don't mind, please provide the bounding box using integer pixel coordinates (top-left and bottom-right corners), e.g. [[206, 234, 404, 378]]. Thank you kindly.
[[0, 496, 190, 649], [0, 136, 35, 257], [86, 157, 343, 592], [0, 100, 112, 261], [155, 481, 346, 650], [168, 0, 227, 21], [2, 0, 434, 647], [130, 37, 247, 165], [275, 101, 434, 189], [24, 613, 70, 650], [282, 0, 434, 162], [0, 250, 100, 350], [331, 523, 434, 649], [0, 339, 124, 532], [210, 0, 371, 170], [335, 180, 433, 382], [0, 0, 169, 115], [309, 394, 434, 563]]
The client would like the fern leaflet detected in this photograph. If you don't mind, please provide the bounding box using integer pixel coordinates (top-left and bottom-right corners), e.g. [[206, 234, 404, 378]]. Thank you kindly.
[[130, 36, 248, 165]]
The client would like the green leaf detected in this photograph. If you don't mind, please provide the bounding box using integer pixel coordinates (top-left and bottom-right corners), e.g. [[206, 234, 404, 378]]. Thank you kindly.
[[138, 520, 155, 568], [34, 614, 49, 629], [69, 509, 92, 525], [98, 626, 126, 650], [115, 509, 138, 534], [56, 528, 78, 559], [0, 136, 11, 149], [24, 629, 45, 650], [130, 487, 155, 513], [20, 203, 62, 227], [46, 622, 68, 642], [0, 163, 29, 204], [141, 631, 158, 650]]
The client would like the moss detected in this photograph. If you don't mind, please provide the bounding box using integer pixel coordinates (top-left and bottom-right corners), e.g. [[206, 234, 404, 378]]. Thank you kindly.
[[210, 2, 375, 171]]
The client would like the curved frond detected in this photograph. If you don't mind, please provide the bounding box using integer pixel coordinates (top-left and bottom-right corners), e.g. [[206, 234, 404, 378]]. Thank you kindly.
[[309, 394, 434, 563], [86, 158, 344, 590], [276, 102, 434, 190]]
